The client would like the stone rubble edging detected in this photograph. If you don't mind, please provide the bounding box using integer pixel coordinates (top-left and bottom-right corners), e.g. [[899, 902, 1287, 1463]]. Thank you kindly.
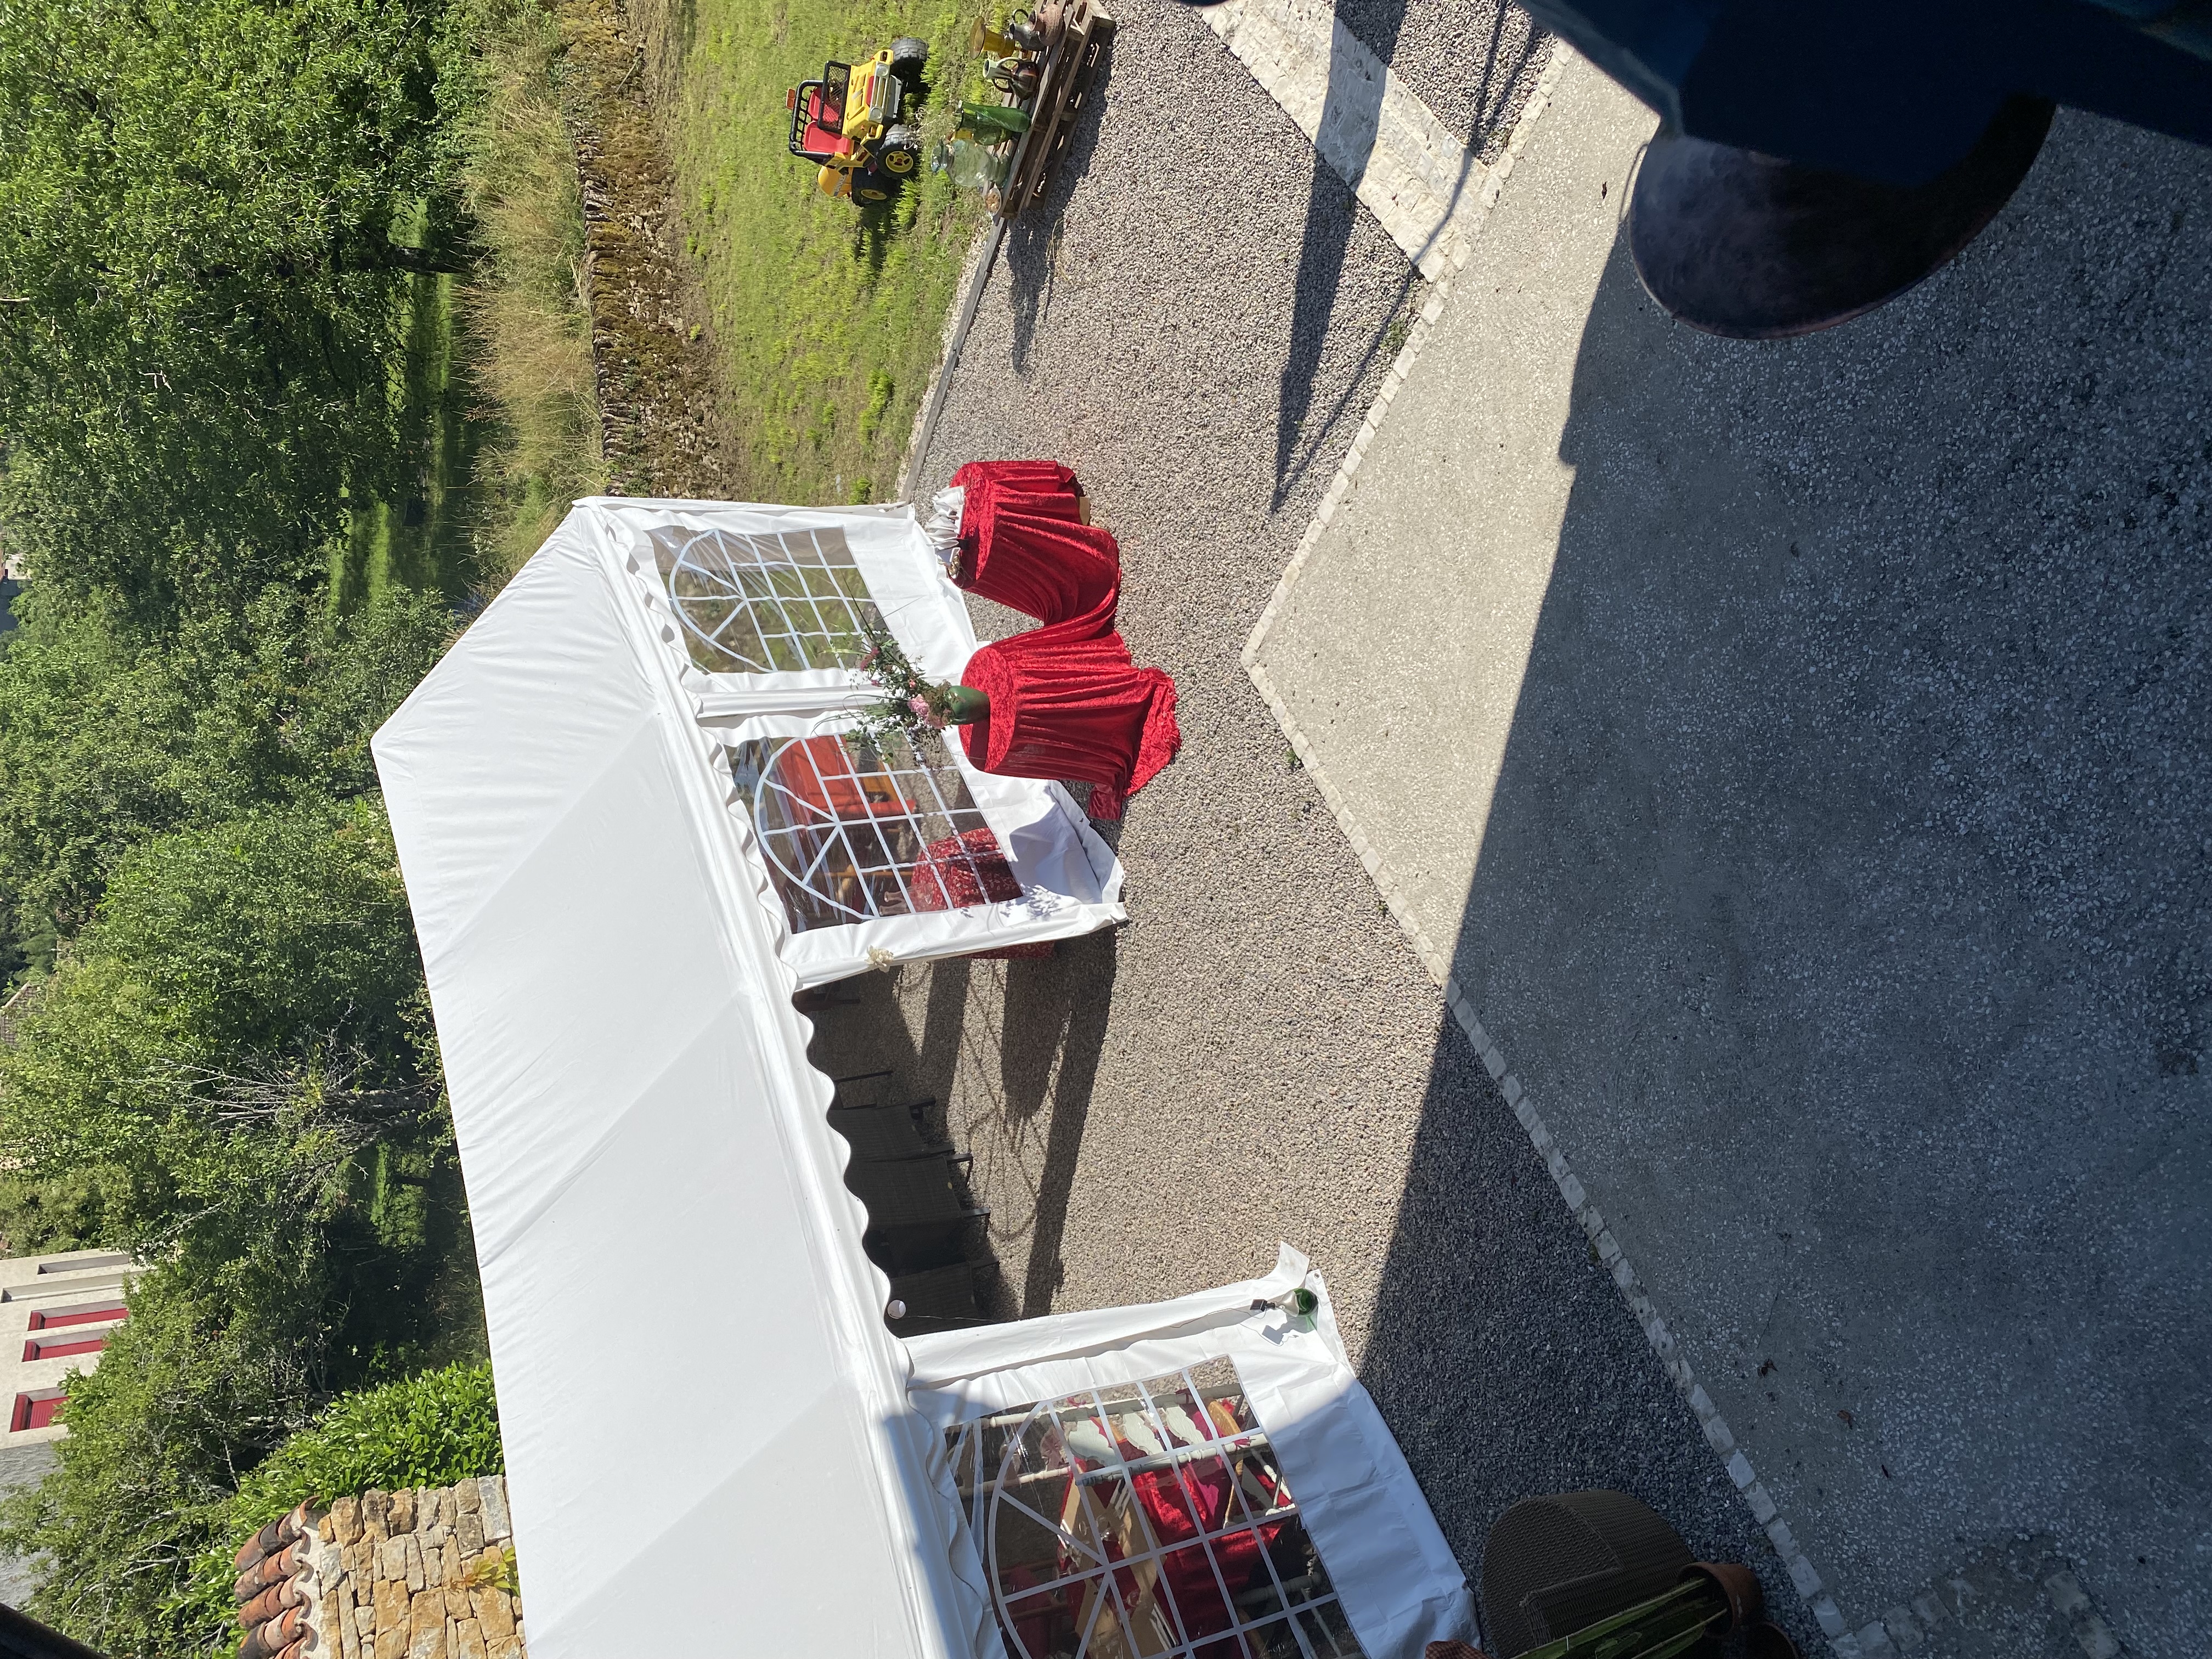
[[305, 1477, 523, 1659]]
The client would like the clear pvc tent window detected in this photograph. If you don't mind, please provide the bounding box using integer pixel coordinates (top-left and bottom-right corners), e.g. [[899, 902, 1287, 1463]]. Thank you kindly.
[[730, 728, 1026, 933], [650, 522, 884, 674], [943, 1361, 1369, 1659]]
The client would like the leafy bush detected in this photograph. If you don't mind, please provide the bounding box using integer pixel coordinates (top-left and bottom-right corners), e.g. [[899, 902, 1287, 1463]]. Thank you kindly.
[[0, 1273, 321, 1657], [0, 1167, 109, 1256], [229, 1362, 503, 1532], [171, 1363, 505, 1645]]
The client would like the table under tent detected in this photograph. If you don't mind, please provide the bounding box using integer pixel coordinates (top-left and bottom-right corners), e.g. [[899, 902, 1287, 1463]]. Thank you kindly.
[[371, 496, 1481, 1659]]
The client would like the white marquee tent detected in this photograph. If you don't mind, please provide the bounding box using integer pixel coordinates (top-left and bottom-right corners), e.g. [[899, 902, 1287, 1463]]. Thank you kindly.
[[373, 499, 1479, 1659]]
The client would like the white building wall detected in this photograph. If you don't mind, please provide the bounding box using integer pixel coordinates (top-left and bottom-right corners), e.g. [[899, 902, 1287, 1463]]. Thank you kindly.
[[0, 1249, 140, 1446]]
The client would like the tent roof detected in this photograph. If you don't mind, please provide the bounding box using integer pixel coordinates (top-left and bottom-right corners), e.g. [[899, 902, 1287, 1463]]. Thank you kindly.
[[373, 506, 969, 1659]]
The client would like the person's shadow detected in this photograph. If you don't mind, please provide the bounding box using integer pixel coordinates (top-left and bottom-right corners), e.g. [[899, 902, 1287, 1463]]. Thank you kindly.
[[1271, 2, 1538, 507], [1358, 106, 2212, 1658]]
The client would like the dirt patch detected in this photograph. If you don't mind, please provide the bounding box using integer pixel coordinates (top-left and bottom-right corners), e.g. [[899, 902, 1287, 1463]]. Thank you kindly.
[[556, 0, 736, 498]]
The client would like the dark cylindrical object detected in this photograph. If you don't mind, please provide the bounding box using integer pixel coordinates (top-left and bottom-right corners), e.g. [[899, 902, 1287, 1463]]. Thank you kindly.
[[0, 1601, 110, 1659], [1480, 1491, 1694, 1657], [1628, 94, 2055, 338]]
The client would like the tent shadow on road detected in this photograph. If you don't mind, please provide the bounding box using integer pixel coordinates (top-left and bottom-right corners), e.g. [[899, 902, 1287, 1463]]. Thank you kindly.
[[806, 929, 1121, 1320], [1358, 111, 2212, 1658]]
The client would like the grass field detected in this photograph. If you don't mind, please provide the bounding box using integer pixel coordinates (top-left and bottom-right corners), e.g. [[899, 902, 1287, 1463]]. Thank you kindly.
[[334, 208, 486, 608], [336, 8, 606, 605], [630, 0, 989, 504]]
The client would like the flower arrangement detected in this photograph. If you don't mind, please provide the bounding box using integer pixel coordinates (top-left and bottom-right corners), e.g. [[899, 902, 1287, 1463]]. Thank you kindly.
[[848, 620, 981, 748]]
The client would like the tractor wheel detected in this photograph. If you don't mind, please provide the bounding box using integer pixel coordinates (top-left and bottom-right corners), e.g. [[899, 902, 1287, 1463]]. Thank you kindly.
[[879, 125, 923, 176], [854, 174, 896, 203], [890, 36, 929, 95]]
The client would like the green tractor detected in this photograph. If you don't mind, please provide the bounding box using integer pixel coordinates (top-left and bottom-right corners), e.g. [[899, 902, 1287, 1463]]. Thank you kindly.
[[786, 39, 930, 202]]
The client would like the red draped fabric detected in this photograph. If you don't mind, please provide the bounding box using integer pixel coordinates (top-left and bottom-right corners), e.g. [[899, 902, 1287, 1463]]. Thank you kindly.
[[1118, 1438, 1285, 1655], [960, 631, 1179, 821], [961, 512, 1122, 635], [951, 459, 1080, 498], [946, 458, 1180, 820], [950, 460, 1110, 627]]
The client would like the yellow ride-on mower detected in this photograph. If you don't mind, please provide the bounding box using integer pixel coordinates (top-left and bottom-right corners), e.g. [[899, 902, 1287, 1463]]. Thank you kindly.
[[786, 40, 929, 202]]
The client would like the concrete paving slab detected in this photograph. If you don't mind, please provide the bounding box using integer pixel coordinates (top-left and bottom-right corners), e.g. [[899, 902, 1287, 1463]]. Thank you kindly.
[[1201, 0, 1499, 278], [1251, 45, 2212, 1659]]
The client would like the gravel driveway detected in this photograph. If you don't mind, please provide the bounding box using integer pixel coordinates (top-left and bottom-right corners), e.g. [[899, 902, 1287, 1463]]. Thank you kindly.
[[804, 2, 1827, 1649]]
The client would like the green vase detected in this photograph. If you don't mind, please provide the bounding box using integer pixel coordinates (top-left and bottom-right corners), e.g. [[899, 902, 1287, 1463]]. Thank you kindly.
[[957, 100, 1031, 139]]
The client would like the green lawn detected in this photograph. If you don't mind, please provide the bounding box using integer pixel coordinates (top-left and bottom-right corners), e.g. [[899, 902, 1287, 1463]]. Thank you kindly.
[[335, 201, 490, 606], [633, 0, 988, 504]]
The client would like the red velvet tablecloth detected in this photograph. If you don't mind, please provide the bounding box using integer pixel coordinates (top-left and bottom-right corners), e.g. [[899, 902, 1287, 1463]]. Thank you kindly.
[[960, 630, 1180, 821], [950, 460, 1115, 629], [962, 511, 1121, 635], [951, 459, 1080, 499], [947, 459, 1181, 820]]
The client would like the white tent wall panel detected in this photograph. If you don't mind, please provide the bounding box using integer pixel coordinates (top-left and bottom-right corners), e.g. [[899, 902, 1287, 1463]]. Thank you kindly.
[[716, 708, 1124, 983], [586, 496, 1125, 984], [906, 1248, 1481, 1659]]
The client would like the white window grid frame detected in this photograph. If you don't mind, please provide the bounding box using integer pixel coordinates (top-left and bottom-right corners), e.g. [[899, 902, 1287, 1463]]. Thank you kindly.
[[657, 522, 883, 675], [741, 729, 1018, 928], [944, 1365, 1367, 1659]]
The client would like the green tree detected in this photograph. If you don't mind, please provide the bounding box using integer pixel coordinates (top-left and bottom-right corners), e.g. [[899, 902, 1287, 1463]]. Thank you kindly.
[[0, 799, 452, 1277], [0, 1273, 318, 1657], [0, 584, 450, 958], [0, 0, 483, 614], [0, 801, 474, 1652]]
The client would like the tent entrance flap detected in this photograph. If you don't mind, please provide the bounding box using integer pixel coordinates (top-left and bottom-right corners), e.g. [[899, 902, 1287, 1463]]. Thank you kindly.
[[906, 1246, 1482, 1659]]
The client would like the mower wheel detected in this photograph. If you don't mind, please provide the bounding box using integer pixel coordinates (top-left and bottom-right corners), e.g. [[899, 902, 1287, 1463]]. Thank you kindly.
[[890, 37, 928, 94], [880, 125, 923, 174]]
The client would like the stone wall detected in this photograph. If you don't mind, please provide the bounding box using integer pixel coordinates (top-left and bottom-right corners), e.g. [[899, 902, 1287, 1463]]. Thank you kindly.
[[315, 1479, 525, 1659], [232, 1479, 526, 1659]]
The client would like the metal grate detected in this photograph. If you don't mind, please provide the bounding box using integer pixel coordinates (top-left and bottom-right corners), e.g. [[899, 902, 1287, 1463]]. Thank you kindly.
[[943, 1365, 1369, 1659], [732, 730, 1019, 932], [651, 522, 884, 674]]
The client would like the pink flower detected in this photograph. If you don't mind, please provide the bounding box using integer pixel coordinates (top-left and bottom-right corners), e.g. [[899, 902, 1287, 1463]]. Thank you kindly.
[[860, 646, 879, 668], [908, 693, 946, 729]]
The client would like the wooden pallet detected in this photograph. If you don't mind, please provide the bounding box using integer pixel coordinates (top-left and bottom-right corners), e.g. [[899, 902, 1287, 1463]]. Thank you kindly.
[[997, 0, 1114, 221]]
